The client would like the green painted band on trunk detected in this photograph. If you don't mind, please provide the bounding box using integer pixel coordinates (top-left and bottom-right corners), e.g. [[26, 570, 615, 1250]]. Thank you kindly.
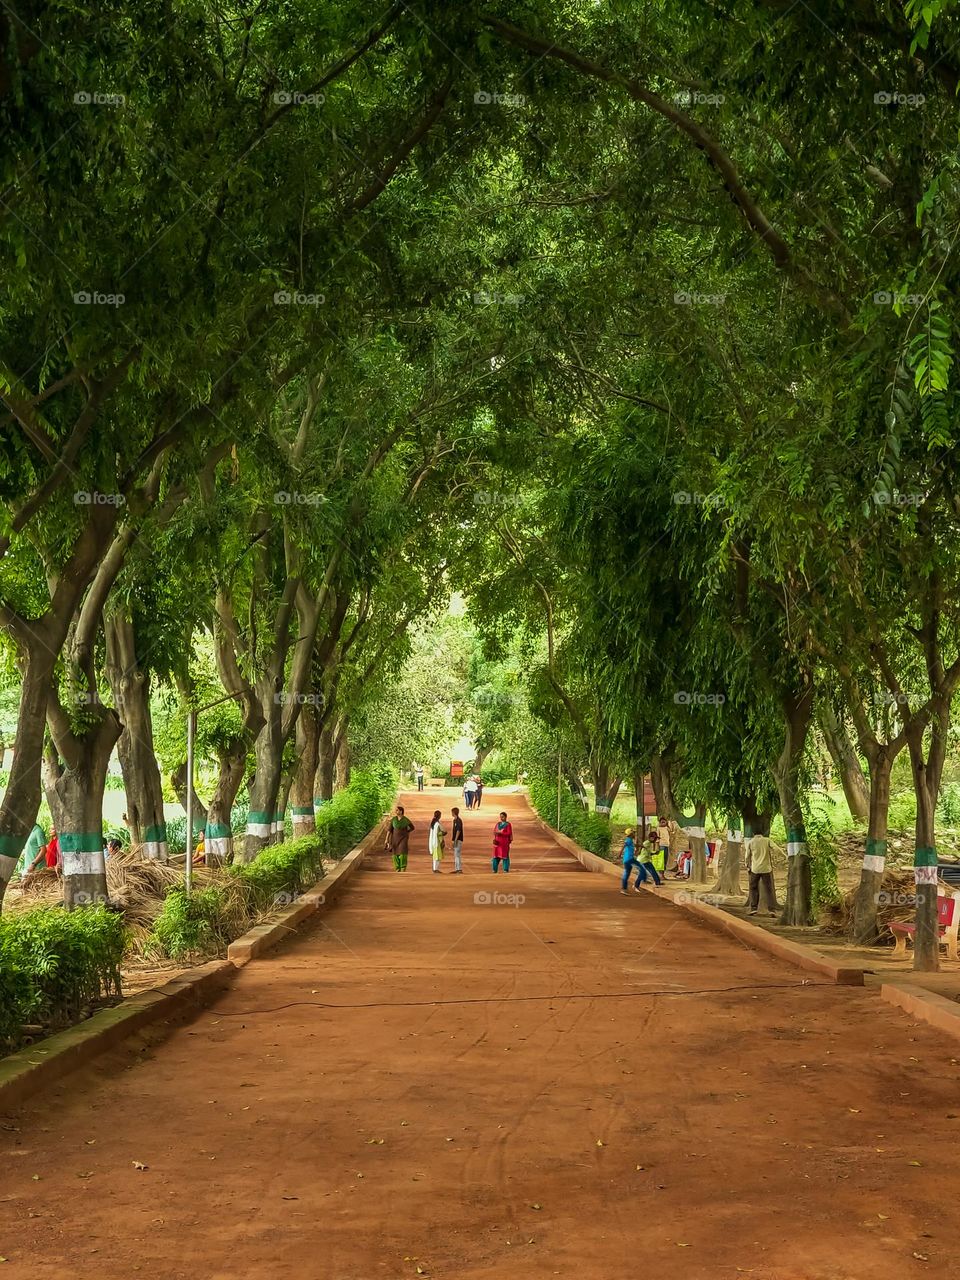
[[0, 834, 26, 858], [206, 822, 231, 838], [143, 823, 167, 842], [273, 812, 284, 823], [677, 815, 703, 828], [914, 847, 938, 866], [291, 806, 313, 816], [787, 827, 806, 842], [247, 810, 271, 824], [865, 837, 888, 856], [59, 832, 103, 853]]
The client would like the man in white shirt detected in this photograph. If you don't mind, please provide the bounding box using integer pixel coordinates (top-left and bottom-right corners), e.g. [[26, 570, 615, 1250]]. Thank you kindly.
[[745, 832, 778, 916]]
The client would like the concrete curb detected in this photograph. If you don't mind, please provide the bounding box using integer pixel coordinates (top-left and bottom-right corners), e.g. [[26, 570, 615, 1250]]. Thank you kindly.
[[1, 812, 391, 1112], [670, 894, 864, 985], [0, 960, 235, 1111], [880, 981, 960, 1042], [526, 800, 864, 986], [227, 842, 368, 965]]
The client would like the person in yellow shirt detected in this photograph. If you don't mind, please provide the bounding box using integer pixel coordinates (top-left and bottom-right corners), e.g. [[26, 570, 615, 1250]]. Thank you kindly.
[[745, 832, 778, 915]]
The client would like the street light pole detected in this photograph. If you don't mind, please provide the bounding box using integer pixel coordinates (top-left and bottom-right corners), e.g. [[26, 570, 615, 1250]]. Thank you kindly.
[[185, 709, 196, 894]]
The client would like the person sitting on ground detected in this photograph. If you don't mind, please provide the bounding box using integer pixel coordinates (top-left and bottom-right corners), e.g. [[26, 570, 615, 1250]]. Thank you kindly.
[[491, 811, 513, 872], [23, 827, 60, 886], [744, 830, 778, 916], [619, 827, 646, 896]]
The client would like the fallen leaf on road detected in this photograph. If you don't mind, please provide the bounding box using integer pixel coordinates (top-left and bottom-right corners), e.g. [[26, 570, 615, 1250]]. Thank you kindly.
[[531, 1203, 541, 1210], [913, 1252, 928, 1261], [596, 1140, 604, 1147], [132, 1161, 148, 1171], [909, 1161, 923, 1167], [848, 1108, 860, 1113]]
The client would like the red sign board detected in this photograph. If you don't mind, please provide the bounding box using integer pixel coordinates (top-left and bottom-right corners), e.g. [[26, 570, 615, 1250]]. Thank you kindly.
[[450, 761, 464, 778]]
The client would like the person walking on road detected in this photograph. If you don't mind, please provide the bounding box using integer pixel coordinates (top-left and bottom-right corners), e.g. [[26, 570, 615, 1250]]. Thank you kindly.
[[619, 827, 645, 896], [414, 762, 425, 792], [745, 830, 778, 915], [451, 806, 464, 873], [429, 809, 446, 874], [474, 776, 484, 809], [388, 805, 415, 872], [464, 776, 477, 810], [491, 811, 513, 872]]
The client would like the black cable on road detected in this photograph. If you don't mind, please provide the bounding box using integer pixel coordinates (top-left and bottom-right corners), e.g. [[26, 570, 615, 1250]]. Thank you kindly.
[[212, 979, 833, 1017]]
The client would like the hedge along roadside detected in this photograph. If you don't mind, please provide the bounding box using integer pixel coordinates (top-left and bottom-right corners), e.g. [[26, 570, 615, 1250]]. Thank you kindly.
[[0, 906, 125, 1053], [147, 766, 396, 961], [527, 778, 613, 858]]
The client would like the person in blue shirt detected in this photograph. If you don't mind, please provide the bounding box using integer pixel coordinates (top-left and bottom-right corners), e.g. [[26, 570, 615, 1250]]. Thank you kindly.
[[620, 828, 647, 895]]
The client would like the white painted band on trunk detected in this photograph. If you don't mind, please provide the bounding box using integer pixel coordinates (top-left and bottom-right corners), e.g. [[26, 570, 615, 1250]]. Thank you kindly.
[[291, 814, 312, 827], [0, 854, 17, 879], [62, 850, 104, 876], [686, 826, 706, 839], [207, 837, 230, 856], [862, 854, 886, 873], [142, 841, 168, 859], [726, 830, 743, 842], [786, 841, 807, 857], [246, 823, 271, 838], [915, 866, 939, 885]]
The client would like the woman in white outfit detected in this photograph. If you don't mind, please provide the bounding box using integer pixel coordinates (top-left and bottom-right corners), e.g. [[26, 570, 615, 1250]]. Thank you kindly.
[[428, 810, 446, 873]]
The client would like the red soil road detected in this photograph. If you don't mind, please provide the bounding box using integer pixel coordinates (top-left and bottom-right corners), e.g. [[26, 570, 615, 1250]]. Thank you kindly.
[[1, 788, 958, 1280]]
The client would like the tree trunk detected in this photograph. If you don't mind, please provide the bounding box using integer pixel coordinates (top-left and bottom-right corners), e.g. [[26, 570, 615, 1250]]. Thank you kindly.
[[563, 766, 589, 808], [849, 747, 895, 944], [290, 707, 319, 836], [776, 676, 816, 926], [171, 760, 208, 835], [242, 720, 285, 863], [591, 763, 622, 815], [819, 703, 869, 823], [688, 802, 708, 884], [906, 720, 943, 972], [473, 744, 491, 775], [277, 769, 293, 842], [105, 614, 168, 859], [0, 644, 58, 910], [713, 809, 745, 896], [649, 750, 680, 821], [315, 720, 336, 806], [49, 711, 122, 909], [334, 724, 351, 792], [205, 737, 247, 865]]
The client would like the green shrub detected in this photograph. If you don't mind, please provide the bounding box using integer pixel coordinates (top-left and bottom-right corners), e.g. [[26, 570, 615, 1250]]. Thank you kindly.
[[232, 835, 324, 907], [528, 778, 612, 857], [0, 906, 125, 1048], [148, 887, 239, 961]]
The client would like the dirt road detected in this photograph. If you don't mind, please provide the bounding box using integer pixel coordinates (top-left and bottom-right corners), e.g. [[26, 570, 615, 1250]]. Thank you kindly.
[[1, 789, 957, 1279]]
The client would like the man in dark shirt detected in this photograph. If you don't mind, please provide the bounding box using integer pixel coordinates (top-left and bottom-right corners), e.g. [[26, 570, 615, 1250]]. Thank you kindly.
[[451, 806, 464, 874]]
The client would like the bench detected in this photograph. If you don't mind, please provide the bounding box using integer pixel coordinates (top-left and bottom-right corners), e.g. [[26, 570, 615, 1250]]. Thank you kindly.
[[428, 778, 445, 787], [889, 890, 960, 961]]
